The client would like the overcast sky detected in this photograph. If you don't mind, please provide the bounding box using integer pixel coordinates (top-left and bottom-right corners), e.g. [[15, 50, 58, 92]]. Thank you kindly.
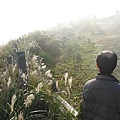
[[0, 0, 120, 45]]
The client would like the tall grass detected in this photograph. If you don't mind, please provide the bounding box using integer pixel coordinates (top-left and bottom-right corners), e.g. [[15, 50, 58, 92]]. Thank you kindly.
[[0, 75, 76, 120]]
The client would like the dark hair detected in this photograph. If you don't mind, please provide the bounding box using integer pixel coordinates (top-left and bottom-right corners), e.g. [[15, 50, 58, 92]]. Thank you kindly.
[[96, 50, 117, 74]]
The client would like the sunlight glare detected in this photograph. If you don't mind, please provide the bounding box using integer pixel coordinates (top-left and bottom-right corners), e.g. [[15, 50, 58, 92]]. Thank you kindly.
[[0, 0, 120, 45]]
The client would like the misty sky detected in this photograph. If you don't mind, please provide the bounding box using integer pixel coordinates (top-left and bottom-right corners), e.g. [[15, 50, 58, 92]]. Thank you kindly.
[[0, 0, 120, 45]]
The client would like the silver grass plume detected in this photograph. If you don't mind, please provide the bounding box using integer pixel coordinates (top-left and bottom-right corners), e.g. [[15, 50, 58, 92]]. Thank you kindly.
[[24, 94, 35, 107]]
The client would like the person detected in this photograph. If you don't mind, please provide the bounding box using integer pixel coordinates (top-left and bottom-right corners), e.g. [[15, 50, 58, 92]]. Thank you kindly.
[[81, 50, 120, 120]]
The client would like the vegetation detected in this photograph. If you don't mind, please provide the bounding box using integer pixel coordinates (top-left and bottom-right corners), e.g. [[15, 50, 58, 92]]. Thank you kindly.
[[0, 14, 120, 119]]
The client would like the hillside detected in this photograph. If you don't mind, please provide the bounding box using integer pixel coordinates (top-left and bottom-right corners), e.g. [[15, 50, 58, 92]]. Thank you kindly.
[[0, 13, 120, 119]]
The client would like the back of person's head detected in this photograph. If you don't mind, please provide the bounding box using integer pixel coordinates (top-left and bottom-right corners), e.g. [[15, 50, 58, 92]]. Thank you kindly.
[[96, 50, 117, 74]]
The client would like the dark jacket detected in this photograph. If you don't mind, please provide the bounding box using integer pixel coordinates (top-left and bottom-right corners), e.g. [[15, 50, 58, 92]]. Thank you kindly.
[[81, 74, 120, 120]]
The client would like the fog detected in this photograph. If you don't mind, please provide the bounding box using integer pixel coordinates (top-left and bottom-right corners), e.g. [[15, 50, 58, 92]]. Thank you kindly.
[[0, 0, 119, 45]]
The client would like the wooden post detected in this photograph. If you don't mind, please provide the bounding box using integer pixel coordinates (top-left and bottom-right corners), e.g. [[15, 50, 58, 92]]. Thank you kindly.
[[16, 52, 27, 74], [16, 52, 28, 89], [7, 56, 13, 69]]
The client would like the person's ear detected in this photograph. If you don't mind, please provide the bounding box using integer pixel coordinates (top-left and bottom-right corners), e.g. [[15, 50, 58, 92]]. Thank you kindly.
[[96, 63, 100, 70]]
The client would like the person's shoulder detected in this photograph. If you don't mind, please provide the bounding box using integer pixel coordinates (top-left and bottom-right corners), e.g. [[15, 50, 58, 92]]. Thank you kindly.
[[84, 78, 96, 86]]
